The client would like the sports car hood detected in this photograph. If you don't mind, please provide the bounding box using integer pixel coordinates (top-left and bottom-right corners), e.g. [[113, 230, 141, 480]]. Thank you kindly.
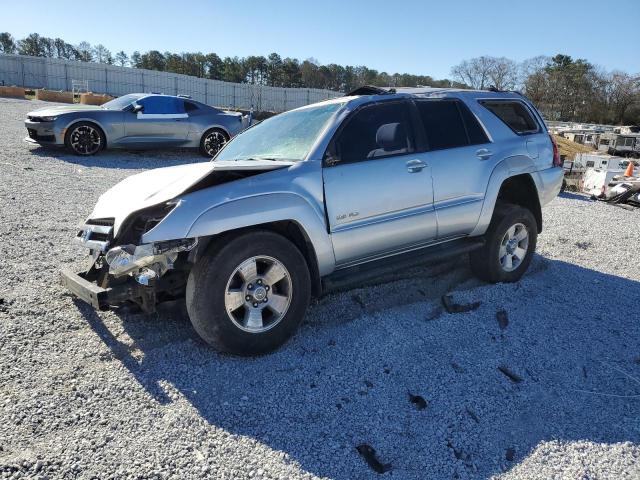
[[28, 105, 104, 117], [88, 160, 294, 235]]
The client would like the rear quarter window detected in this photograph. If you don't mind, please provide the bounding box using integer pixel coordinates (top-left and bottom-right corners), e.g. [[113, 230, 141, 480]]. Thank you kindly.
[[480, 100, 539, 135]]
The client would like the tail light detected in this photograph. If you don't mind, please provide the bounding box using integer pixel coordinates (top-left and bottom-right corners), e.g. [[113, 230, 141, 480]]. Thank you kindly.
[[550, 135, 561, 167]]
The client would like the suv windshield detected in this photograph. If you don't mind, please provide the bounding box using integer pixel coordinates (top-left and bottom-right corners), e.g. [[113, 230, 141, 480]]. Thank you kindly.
[[216, 101, 345, 162], [102, 94, 145, 111]]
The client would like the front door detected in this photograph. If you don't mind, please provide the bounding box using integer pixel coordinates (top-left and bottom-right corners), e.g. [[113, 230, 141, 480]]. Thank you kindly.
[[123, 95, 190, 146], [323, 100, 436, 266]]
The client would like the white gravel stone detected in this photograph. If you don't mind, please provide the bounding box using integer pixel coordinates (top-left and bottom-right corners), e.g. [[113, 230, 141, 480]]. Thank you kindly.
[[0, 97, 638, 479]]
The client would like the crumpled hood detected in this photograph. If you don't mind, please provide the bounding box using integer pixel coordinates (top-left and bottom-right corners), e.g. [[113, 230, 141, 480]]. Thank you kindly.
[[89, 160, 294, 235], [28, 105, 104, 117]]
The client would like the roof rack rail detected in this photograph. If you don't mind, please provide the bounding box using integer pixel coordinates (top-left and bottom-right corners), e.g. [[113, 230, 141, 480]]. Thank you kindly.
[[346, 85, 396, 96], [177, 94, 192, 99]]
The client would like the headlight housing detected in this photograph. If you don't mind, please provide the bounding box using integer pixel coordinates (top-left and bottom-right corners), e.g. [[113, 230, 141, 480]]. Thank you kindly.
[[105, 238, 197, 277], [115, 201, 178, 245], [39, 116, 58, 122]]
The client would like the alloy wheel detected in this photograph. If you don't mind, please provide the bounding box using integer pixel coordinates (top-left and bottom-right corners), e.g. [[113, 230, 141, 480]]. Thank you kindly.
[[498, 222, 529, 272], [224, 255, 292, 333], [204, 131, 227, 156], [70, 125, 101, 155]]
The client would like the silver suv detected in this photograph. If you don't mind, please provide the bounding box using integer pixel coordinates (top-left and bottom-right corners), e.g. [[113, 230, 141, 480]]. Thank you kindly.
[[62, 86, 564, 355]]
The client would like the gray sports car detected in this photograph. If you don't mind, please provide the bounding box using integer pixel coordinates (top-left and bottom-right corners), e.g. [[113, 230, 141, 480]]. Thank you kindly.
[[24, 93, 249, 156]]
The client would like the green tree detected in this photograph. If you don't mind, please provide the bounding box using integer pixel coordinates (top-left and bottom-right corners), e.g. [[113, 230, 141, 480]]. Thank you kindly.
[[17, 33, 46, 57], [115, 51, 129, 67], [0, 32, 16, 53]]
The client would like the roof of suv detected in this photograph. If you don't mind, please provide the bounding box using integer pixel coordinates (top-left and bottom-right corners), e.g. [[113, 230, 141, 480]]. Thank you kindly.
[[345, 84, 525, 99]]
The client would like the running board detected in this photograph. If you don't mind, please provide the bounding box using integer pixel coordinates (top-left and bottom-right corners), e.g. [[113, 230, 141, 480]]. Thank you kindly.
[[321, 237, 485, 294]]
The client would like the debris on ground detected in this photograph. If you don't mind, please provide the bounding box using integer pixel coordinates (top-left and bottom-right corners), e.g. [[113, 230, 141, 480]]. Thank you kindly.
[[466, 407, 480, 423], [451, 362, 465, 373], [498, 366, 524, 383], [505, 447, 516, 462], [408, 392, 428, 410], [496, 309, 509, 330], [356, 444, 392, 474], [351, 294, 366, 309], [441, 295, 481, 314]]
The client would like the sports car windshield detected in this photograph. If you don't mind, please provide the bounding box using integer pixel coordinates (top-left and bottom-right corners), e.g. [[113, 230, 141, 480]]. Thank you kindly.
[[102, 94, 145, 111], [216, 101, 345, 162]]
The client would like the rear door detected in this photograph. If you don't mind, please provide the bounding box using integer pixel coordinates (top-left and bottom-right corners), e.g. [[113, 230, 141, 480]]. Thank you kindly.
[[323, 100, 437, 266], [123, 96, 190, 145], [413, 98, 493, 238]]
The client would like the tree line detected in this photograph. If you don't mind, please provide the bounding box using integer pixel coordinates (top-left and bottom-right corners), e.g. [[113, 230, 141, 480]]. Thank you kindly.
[[1, 32, 638, 124], [0, 32, 461, 93]]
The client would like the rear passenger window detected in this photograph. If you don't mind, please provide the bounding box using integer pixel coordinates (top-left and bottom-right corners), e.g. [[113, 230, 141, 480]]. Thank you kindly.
[[415, 100, 488, 150], [184, 101, 199, 112], [332, 101, 414, 163], [480, 100, 539, 135]]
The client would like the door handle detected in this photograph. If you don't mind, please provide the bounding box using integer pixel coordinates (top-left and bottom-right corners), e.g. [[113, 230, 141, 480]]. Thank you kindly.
[[476, 148, 492, 160], [406, 159, 427, 173]]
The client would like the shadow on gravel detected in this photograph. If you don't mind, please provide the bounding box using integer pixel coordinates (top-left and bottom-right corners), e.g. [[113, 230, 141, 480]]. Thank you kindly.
[[26, 144, 205, 170], [558, 191, 594, 203], [80, 255, 640, 479]]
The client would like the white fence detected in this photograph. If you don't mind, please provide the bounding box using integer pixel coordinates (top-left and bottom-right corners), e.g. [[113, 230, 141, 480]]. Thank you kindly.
[[0, 54, 342, 112]]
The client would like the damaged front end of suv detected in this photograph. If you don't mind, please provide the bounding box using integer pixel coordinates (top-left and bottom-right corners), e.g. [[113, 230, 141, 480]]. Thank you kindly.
[[60, 156, 295, 313], [63, 203, 198, 312]]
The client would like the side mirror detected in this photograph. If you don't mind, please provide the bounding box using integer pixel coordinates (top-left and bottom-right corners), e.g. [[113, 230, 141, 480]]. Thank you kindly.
[[132, 104, 143, 113]]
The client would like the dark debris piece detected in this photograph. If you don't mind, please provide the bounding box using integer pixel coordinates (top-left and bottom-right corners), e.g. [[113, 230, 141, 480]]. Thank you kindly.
[[441, 295, 481, 314], [451, 362, 465, 373], [466, 406, 480, 423], [408, 392, 428, 410], [356, 444, 392, 474], [351, 294, 366, 309], [498, 366, 523, 383], [496, 309, 509, 330], [505, 447, 516, 462]]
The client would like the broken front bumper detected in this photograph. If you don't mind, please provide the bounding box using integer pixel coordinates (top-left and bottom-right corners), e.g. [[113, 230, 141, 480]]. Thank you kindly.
[[60, 268, 155, 311]]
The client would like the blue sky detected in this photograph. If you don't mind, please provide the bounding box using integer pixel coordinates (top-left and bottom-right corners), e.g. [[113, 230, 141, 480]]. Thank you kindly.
[[4, 0, 640, 78]]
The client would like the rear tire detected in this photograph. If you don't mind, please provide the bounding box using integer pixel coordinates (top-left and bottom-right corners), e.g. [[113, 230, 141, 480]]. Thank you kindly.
[[470, 203, 537, 283], [199, 128, 229, 157], [186, 231, 311, 355]]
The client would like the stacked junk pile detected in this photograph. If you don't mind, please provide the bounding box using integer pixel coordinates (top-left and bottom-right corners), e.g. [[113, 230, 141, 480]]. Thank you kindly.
[[579, 154, 640, 209]]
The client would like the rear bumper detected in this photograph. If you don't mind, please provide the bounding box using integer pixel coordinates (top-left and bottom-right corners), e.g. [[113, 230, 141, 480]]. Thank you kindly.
[[537, 166, 564, 206]]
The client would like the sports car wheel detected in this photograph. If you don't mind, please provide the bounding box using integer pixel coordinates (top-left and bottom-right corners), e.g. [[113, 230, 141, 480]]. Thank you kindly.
[[200, 128, 229, 157], [65, 122, 104, 156]]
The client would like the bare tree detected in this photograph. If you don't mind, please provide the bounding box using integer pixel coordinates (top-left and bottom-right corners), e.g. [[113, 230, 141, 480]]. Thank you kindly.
[[451, 56, 518, 90], [451, 56, 494, 89], [93, 44, 111, 64]]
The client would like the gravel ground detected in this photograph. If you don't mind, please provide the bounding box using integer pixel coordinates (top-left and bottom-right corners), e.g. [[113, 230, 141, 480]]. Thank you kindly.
[[1, 97, 639, 480]]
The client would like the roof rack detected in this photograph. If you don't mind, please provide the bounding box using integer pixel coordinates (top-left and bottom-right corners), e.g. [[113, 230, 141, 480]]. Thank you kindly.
[[177, 94, 192, 99], [346, 85, 396, 96]]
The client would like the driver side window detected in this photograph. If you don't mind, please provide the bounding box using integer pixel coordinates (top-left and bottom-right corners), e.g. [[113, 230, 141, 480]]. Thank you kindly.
[[331, 102, 414, 164], [137, 96, 184, 115]]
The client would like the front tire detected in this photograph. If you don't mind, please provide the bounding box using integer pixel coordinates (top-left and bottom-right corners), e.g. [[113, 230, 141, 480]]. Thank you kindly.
[[64, 122, 104, 156], [470, 203, 537, 283], [199, 128, 229, 157], [186, 231, 311, 355]]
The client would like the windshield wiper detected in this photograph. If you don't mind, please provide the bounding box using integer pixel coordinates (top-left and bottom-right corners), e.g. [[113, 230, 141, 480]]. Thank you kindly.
[[235, 157, 294, 162]]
